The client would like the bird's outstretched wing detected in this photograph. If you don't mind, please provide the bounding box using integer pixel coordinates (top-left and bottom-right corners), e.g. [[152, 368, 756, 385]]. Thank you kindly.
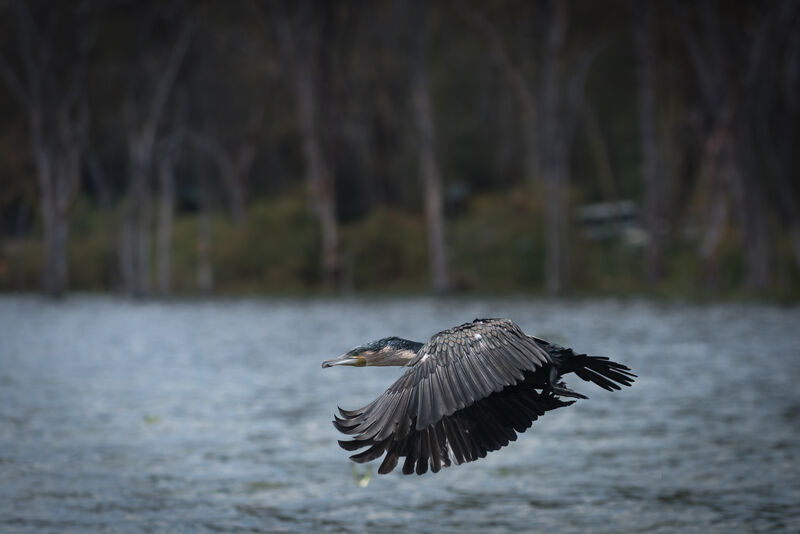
[[333, 318, 556, 475]]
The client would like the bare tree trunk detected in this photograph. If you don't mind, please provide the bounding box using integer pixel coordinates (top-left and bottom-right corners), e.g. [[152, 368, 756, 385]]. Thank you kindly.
[[135, 166, 153, 296], [521, 114, 539, 187], [730, 138, 770, 289], [456, 1, 538, 186], [34, 151, 60, 295], [226, 147, 252, 223], [582, 104, 618, 204], [156, 154, 175, 295], [271, 1, 340, 291], [697, 105, 771, 291], [410, 0, 449, 294], [756, 30, 800, 271], [0, 2, 92, 297], [196, 210, 213, 293], [732, 3, 792, 290], [790, 226, 800, 270], [190, 132, 253, 223], [697, 116, 732, 289], [35, 138, 81, 297], [120, 22, 191, 297], [632, 0, 665, 285], [40, 194, 70, 297], [87, 153, 117, 289], [539, 0, 568, 296], [700, 195, 728, 290], [120, 199, 136, 295], [123, 143, 153, 296], [196, 168, 214, 293], [675, 0, 780, 291], [542, 165, 567, 296], [47, 108, 85, 295], [732, 10, 773, 290], [295, 58, 339, 291]]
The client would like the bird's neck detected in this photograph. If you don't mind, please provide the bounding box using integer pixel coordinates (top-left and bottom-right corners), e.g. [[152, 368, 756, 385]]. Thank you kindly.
[[371, 340, 424, 366]]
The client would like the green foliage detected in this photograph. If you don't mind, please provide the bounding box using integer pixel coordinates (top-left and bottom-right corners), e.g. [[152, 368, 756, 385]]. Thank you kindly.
[[0, 239, 41, 291], [1, 189, 798, 299], [68, 199, 116, 289], [343, 209, 427, 291], [449, 191, 545, 292], [213, 193, 321, 293], [571, 237, 643, 295]]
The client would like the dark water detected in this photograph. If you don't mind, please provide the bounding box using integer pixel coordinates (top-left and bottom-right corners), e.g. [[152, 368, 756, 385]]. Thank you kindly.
[[1, 296, 798, 533]]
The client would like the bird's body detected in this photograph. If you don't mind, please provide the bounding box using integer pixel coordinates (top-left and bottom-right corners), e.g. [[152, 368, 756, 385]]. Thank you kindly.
[[321, 318, 635, 475]]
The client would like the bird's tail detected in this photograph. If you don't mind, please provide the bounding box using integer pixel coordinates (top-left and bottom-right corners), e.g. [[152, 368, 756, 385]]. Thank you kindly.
[[534, 337, 636, 391], [573, 355, 636, 391]]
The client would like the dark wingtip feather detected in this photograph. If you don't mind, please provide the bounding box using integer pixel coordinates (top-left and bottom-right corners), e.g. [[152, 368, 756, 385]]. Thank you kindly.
[[338, 439, 368, 451], [415, 459, 428, 475], [402, 454, 415, 475], [576, 356, 636, 390], [333, 415, 361, 434], [378, 450, 400, 474], [338, 406, 366, 417], [350, 440, 389, 463]]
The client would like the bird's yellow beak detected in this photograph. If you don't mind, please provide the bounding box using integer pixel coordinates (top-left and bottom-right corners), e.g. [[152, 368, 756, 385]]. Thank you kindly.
[[321, 353, 366, 368]]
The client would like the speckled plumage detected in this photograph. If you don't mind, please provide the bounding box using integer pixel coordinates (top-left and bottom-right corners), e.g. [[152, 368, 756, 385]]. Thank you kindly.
[[330, 318, 635, 475], [363, 336, 424, 353]]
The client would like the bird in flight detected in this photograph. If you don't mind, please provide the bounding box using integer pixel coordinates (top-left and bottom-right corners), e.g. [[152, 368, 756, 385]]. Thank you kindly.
[[321, 318, 635, 475]]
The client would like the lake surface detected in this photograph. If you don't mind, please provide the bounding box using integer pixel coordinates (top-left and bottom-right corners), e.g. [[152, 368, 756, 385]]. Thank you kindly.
[[1, 295, 798, 533]]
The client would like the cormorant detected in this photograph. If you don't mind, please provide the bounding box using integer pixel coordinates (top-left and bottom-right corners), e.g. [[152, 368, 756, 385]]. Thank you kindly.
[[321, 318, 635, 475]]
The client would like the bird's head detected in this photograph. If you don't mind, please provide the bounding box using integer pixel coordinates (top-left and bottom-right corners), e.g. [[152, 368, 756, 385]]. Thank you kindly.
[[321, 337, 423, 368]]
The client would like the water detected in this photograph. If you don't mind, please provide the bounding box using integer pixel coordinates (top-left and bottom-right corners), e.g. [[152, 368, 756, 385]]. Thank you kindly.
[[0, 296, 798, 533]]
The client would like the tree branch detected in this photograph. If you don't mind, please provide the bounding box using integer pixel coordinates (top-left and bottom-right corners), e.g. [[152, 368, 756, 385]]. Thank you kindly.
[[563, 42, 603, 146], [63, 0, 96, 110], [0, 54, 29, 107], [14, 0, 42, 93], [188, 131, 231, 171], [454, 0, 536, 118], [671, 0, 717, 109], [142, 21, 192, 144]]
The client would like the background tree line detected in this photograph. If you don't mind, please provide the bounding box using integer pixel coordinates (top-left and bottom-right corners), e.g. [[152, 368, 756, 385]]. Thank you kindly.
[[0, 0, 798, 298]]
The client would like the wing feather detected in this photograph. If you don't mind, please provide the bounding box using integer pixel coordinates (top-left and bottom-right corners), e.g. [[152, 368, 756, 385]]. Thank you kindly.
[[428, 423, 443, 473]]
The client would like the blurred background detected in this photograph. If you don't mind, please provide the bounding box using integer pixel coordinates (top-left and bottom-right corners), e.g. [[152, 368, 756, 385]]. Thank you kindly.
[[1, 0, 798, 300], [2, 3, 800, 532]]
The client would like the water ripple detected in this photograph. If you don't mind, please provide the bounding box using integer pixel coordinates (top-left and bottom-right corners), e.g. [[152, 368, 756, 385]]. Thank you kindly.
[[0, 296, 798, 533]]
